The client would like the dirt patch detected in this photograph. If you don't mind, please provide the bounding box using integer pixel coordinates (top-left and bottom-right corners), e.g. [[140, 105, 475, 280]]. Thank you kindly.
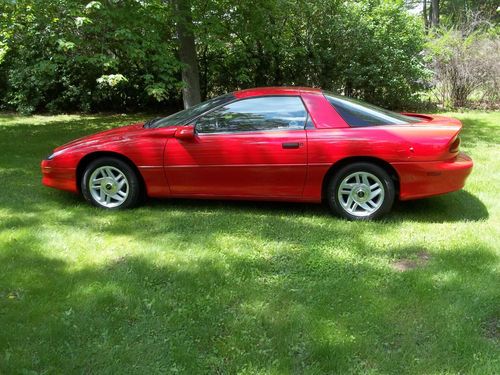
[[391, 251, 431, 272], [483, 315, 499, 341]]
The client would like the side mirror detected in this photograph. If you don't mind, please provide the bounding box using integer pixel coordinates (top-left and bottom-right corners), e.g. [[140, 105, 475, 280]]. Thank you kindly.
[[174, 125, 195, 140]]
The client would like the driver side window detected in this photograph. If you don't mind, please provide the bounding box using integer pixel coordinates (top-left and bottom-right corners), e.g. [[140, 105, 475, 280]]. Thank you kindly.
[[196, 96, 307, 134]]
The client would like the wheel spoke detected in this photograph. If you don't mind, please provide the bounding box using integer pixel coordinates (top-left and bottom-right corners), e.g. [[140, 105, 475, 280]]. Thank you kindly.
[[359, 202, 371, 211], [361, 173, 370, 186], [117, 179, 127, 190], [99, 189, 105, 202], [91, 178, 103, 189], [344, 195, 353, 209], [370, 188, 382, 199]]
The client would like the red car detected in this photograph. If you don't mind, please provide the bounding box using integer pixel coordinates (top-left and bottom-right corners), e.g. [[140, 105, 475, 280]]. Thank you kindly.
[[41, 87, 473, 220]]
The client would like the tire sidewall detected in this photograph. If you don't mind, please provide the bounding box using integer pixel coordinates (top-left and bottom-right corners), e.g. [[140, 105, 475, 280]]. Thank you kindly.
[[81, 157, 140, 209], [327, 162, 395, 220]]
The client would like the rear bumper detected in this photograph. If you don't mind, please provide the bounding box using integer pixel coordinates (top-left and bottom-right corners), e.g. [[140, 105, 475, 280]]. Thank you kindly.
[[41, 160, 78, 193], [393, 152, 473, 200]]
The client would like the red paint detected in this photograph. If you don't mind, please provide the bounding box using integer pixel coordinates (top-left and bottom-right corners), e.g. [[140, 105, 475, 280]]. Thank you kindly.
[[41, 87, 473, 204], [165, 130, 307, 197]]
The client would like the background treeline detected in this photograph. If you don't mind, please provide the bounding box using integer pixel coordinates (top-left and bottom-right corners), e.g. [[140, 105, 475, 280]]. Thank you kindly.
[[0, 0, 498, 114]]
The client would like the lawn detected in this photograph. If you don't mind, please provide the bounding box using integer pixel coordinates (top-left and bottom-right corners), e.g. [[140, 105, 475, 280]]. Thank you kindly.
[[0, 111, 498, 374]]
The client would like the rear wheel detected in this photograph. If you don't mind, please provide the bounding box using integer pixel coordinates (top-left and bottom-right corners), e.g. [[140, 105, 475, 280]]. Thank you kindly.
[[81, 157, 141, 209], [327, 162, 395, 220]]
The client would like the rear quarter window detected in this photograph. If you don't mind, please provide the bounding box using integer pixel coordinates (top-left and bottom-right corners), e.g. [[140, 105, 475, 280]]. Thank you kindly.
[[324, 92, 421, 127]]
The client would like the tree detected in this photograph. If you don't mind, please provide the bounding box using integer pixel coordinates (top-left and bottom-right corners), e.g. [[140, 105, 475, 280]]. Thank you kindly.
[[0, 0, 181, 113], [1, 0, 429, 112], [423, 0, 429, 30], [172, 0, 201, 108], [440, 0, 499, 25], [431, 0, 440, 27], [426, 24, 499, 107]]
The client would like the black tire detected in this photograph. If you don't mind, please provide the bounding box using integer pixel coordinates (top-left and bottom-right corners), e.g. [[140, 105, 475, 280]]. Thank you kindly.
[[327, 162, 395, 220], [81, 157, 142, 209]]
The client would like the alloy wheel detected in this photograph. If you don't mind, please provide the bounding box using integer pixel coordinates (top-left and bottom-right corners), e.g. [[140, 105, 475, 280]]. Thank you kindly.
[[89, 166, 129, 208], [337, 171, 385, 217]]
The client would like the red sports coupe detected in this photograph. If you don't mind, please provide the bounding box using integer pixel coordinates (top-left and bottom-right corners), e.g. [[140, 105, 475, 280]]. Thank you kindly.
[[41, 87, 473, 220]]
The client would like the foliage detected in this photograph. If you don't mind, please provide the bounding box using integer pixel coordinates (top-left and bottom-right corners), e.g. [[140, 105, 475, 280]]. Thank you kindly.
[[0, 0, 181, 114], [0, 0, 428, 113], [425, 21, 500, 108], [195, 0, 428, 108], [405, 0, 499, 29], [0, 111, 499, 372], [439, 0, 499, 26]]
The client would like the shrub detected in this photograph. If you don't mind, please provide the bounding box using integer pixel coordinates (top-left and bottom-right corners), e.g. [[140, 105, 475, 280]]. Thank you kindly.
[[425, 18, 500, 108]]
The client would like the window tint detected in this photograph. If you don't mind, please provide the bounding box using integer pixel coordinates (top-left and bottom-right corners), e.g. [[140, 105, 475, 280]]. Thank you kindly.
[[324, 92, 421, 127], [196, 96, 307, 133], [148, 93, 235, 128]]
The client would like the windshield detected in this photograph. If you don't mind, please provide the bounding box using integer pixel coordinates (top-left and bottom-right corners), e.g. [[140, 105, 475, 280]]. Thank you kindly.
[[323, 92, 421, 127], [147, 93, 236, 128]]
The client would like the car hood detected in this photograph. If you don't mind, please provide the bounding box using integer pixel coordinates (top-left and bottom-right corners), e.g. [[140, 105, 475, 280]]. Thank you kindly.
[[54, 122, 158, 152]]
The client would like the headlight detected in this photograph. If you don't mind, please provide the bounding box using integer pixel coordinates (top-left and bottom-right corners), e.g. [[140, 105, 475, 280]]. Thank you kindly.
[[46, 150, 65, 160]]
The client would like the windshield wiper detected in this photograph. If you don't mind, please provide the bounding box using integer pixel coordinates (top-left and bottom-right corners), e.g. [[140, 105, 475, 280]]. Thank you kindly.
[[144, 117, 162, 128]]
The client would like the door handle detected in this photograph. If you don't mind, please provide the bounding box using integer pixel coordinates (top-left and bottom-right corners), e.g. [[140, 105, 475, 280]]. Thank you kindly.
[[282, 142, 302, 149]]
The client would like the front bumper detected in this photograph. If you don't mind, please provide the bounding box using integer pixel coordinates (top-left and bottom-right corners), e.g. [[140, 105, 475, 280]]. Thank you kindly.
[[41, 159, 78, 193], [393, 152, 473, 200]]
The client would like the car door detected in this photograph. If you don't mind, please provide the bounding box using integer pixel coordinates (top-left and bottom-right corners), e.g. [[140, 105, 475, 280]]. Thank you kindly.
[[164, 96, 308, 198]]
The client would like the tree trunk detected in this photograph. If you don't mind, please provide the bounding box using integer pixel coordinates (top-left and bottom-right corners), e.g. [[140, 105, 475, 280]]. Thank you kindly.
[[423, 0, 429, 31], [172, 0, 201, 108], [430, 0, 439, 27]]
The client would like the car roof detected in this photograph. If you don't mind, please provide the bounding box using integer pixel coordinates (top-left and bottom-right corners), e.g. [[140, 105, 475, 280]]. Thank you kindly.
[[233, 86, 322, 99]]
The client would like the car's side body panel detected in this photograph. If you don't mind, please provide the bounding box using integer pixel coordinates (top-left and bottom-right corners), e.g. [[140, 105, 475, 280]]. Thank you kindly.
[[42, 125, 173, 196], [300, 119, 470, 201], [392, 153, 473, 200], [164, 130, 308, 198]]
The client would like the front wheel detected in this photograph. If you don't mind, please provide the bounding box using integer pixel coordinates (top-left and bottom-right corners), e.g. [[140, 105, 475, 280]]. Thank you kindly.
[[81, 157, 141, 209], [327, 162, 395, 220]]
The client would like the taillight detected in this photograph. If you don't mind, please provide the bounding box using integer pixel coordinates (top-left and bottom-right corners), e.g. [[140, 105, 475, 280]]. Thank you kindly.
[[449, 136, 461, 153]]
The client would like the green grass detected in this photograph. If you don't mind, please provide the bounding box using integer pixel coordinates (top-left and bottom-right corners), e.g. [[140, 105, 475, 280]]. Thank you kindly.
[[0, 111, 499, 374]]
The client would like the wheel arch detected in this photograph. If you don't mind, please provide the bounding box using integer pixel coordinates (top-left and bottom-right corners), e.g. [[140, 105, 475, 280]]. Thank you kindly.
[[321, 156, 400, 202], [76, 151, 146, 195]]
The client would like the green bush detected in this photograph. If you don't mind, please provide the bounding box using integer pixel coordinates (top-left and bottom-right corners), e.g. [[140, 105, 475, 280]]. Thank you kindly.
[[1, 0, 181, 113]]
